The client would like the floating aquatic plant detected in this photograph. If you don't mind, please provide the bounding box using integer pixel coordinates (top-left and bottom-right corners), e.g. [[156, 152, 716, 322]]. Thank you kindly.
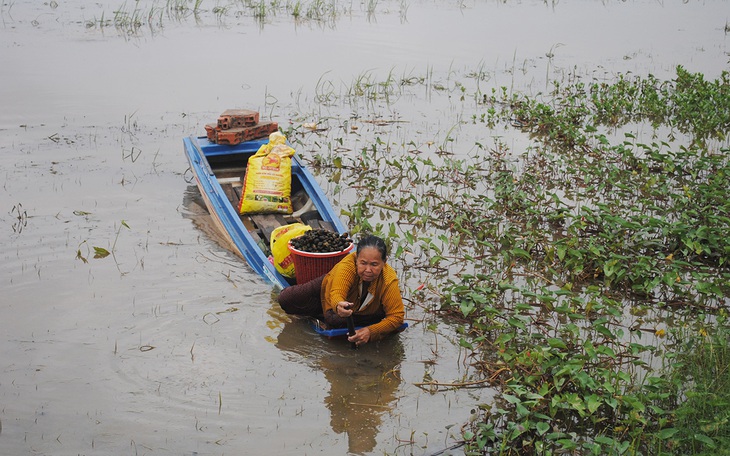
[[305, 66, 730, 454]]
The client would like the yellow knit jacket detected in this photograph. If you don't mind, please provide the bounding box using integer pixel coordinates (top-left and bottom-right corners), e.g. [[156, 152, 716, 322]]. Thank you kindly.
[[321, 252, 405, 340]]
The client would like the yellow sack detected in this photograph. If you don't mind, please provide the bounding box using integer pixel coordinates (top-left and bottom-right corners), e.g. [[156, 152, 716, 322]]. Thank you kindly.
[[270, 223, 311, 277], [238, 132, 296, 214]]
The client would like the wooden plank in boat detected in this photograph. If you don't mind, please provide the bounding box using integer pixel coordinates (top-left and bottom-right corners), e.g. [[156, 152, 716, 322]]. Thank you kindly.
[[220, 184, 239, 207], [250, 214, 289, 244], [300, 211, 335, 232], [240, 217, 270, 256], [318, 220, 334, 231], [305, 219, 334, 231], [217, 176, 241, 184], [232, 185, 243, 204]]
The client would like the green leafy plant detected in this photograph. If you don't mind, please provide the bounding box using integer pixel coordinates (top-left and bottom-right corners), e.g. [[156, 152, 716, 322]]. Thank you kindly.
[[305, 66, 730, 454]]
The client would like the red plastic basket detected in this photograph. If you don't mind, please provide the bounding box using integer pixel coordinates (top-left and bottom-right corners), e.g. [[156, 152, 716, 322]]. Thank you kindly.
[[288, 241, 354, 284]]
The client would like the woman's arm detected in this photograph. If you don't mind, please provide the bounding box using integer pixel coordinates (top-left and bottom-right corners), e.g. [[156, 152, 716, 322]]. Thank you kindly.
[[365, 281, 405, 341], [321, 254, 359, 314]]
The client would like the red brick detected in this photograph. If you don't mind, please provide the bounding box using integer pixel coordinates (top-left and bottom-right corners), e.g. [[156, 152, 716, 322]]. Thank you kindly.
[[217, 109, 260, 129], [215, 121, 279, 145], [204, 124, 218, 142]]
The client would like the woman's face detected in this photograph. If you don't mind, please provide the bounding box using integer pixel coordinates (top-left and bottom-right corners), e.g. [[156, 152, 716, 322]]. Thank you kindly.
[[356, 246, 385, 282]]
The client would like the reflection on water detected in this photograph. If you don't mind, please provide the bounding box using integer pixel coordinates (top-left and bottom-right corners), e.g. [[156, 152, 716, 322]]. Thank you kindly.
[[323, 345, 403, 454], [275, 314, 404, 455], [181, 185, 244, 257]]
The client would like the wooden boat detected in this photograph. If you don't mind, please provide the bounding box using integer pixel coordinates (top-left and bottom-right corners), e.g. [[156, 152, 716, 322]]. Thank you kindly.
[[183, 134, 348, 290], [183, 134, 408, 337]]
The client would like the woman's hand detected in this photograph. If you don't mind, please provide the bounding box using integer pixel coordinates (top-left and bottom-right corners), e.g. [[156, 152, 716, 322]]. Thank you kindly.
[[348, 326, 371, 346], [336, 301, 354, 317]]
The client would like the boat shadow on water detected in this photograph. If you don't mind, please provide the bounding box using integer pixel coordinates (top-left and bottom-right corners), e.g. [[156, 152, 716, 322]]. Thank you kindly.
[[181, 185, 241, 253], [274, 310, 406, 455]]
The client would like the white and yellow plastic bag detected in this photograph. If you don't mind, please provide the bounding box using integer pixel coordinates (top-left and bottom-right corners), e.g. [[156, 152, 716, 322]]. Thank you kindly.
[[238, 132, 295, 214], [270, 222, 311, 277]]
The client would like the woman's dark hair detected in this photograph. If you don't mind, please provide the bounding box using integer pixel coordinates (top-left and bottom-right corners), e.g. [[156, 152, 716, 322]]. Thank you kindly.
[[356, 235, 388, 262]]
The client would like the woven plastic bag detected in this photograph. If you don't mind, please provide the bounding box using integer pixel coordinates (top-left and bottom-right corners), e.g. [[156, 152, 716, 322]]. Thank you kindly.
[[238, 132, 295, 214], [270, 223, 311, 277]]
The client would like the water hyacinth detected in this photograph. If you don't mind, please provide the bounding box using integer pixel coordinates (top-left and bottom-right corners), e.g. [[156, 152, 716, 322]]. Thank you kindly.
[[303, 66, 730, 454]]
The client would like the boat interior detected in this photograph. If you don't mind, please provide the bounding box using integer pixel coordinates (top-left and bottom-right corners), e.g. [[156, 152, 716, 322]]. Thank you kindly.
[[206, 153, 337, 258]]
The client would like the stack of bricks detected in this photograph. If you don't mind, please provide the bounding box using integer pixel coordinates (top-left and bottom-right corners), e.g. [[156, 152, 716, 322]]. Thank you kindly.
[[204, 109, 279, 146]]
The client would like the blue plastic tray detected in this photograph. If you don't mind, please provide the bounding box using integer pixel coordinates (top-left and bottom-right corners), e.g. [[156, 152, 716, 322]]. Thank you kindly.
[[310, 320, 408, 339]]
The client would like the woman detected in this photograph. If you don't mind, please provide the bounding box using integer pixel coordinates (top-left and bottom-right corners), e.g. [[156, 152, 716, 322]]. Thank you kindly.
[[278, 235, 405, 345]]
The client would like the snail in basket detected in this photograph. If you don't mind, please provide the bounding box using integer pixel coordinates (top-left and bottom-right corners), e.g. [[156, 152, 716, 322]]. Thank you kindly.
[[290, 229, 352, 253]]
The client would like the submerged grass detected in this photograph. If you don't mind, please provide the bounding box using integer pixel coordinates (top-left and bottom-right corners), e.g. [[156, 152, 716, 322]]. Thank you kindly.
[[304, 66, 730, 454], [90, 0, 363, 34]]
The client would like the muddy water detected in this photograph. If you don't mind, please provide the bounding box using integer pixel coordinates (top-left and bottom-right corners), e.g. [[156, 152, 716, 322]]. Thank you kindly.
[[1, 0, 727, 454]]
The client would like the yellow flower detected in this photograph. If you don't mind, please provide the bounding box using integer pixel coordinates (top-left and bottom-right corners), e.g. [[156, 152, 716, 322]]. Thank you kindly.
[[700, 328, 708, 337], [655, 329, 666, 338]]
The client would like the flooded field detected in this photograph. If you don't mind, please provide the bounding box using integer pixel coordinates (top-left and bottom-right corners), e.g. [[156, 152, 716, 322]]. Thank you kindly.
[[1, 0, 728, 454]]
